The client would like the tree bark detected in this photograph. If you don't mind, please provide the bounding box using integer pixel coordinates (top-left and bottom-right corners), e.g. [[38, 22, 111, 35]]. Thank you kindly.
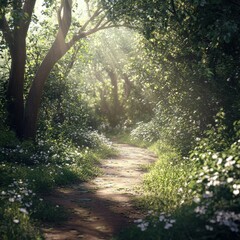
[[23, 40, 69, 139], [23, 0, 73, 139], [1, 0, 122, 140], [6, 33, 26, 137], [106, 69, 122, 127], [1, 0, 36, 138]]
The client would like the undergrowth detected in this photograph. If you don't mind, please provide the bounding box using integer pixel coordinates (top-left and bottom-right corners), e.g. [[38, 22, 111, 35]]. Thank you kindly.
[[0, 129, 116, 239], [115, 112, 240, 240]]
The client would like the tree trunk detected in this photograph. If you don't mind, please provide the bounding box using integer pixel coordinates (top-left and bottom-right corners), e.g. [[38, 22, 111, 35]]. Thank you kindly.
[[23, 0, 73, 140], [23, 41, 68, 139], [1, 0, 36, 138], [6, 33, 26, 138], [107, 69, 122, 127], [122, 73, 132, 99]]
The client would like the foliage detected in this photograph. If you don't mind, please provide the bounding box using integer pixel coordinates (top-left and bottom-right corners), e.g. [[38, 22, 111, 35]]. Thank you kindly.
[[188, 112, 240, 235], [0, 0, 127, 139], [79, 28, 138, 128], [141, 141, 193, 212], [116, 112, 240, 240], [0, 125, 115, 238], [0, 0, 240, 239], [102, 0, 240, 152]]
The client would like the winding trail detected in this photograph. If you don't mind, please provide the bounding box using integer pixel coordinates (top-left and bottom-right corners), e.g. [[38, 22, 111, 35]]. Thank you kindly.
[[42, 143, 157, 240]]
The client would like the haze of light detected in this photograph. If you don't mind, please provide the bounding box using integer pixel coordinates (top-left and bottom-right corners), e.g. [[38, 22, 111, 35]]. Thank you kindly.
[[35, 0, 88, 22]]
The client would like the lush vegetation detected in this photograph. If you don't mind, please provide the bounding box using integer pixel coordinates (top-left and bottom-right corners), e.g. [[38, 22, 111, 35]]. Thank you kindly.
[[0, 0, 240, 239], [116, 113, 240, 240]]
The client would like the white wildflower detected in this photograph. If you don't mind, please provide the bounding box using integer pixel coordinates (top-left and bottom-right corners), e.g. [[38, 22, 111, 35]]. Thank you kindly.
[[205, 225, 213, 231], [178, 188, 183, 193], [159, 215, 165, 221], [19, 208, 28, 214], [137, 221, 149, 231], [203, 191, 213, 198], [212, 154, 218, 159], [233, 184, 240, 189], [134, 219, 143, 223], [217, 158, 223, 165], [227, 178, 234, 183], [194, 206, 206, 215], [226, 156, 233, 161], [193, 197, 201, 203], [233, 189, 239, 195], [13, 219, 19, 224], [164, 223, 173, 229]]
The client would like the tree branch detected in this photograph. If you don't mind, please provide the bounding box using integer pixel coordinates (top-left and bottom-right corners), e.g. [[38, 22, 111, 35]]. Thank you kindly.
[[79, 6, 102, 32], [84, 0, 92, 18], [94, 13, 109, 29], [20, 0, 37, 37], [58, 0, 72, 38], [67, 21, 135, 50]]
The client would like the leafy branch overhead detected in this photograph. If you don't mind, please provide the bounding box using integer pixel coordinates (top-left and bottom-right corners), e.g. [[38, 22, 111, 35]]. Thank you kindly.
[[0, 0, 129, 140]]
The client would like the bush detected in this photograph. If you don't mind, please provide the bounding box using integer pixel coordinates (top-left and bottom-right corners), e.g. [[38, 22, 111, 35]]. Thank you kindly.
[[189, 112, 240, 236], [0, 127, 115, 239], [119, 111, 240, 240]]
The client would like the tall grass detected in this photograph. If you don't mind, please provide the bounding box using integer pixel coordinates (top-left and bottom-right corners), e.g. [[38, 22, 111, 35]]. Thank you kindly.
[[115, 117, 240, 240]]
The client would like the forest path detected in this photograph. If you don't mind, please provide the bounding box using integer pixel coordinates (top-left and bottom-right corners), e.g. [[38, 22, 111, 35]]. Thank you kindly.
[[42, 143, 157, 240]]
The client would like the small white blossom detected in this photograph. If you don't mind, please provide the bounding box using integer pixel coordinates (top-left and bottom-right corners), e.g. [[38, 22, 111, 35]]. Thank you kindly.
[[193, 197, 201, 203], [13, 219, 19, 224], [159, 215, 165, 221], [217, 158, 223, 165], [178, 187, 183, 193], [212, 154, 218, 159], [233, 184, 240, 189], [194, 206, 206, 215], [19, 208, 28, 214], [137, 221, 149, 231], [164, 223, 173, 229], [205, 225, 213, 231], [233, 189, 239, 195], [134, 219, 143, 223], [203, 191, 213, 198], [226, 156, 233, 161], [227, 177, 234, 183]]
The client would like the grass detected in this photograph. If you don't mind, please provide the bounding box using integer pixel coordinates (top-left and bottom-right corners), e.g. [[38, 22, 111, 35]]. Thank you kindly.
[[0, 136, 117, 239], [108, 131, 151, 148], [113, 137, 240, 240]]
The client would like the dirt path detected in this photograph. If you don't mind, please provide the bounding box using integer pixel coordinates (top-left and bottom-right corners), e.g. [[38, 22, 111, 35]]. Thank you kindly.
[[42, 143, 157, 240]]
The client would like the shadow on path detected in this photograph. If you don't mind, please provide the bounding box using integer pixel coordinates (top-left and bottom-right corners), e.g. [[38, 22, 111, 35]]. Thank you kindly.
[[42, 144, 157, 240]]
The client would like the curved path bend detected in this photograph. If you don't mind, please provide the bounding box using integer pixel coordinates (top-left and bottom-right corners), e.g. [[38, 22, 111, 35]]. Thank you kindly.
[[42, 143, 157, 240]]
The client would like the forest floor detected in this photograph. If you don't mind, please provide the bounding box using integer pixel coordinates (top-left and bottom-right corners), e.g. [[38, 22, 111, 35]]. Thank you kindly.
[[42, 143, 157, 240]]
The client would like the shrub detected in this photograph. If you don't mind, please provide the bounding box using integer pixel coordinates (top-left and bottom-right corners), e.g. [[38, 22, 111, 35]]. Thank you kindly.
[[121, 111, 240, 240]]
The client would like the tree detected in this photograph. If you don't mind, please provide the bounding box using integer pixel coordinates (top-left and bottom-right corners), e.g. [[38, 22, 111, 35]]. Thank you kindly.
[[82, 28, 136, 128], [0, 0, 123, 140], [101, 0, 240, 151]]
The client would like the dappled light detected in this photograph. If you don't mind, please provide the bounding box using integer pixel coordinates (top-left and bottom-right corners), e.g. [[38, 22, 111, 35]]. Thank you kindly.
[[0, 0, 240, 239], [42, 144, 156, 239]]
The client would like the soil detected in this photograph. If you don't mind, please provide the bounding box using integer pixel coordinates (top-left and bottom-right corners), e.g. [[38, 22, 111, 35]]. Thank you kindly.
[[42, 143, 157, 240]]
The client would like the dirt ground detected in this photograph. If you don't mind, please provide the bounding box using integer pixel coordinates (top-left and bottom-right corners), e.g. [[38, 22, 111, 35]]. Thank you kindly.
[[42, 143, 157, 240]]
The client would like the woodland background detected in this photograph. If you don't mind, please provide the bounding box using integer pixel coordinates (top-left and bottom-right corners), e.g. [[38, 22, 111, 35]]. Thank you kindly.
[[0, 0, 240, 239]]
